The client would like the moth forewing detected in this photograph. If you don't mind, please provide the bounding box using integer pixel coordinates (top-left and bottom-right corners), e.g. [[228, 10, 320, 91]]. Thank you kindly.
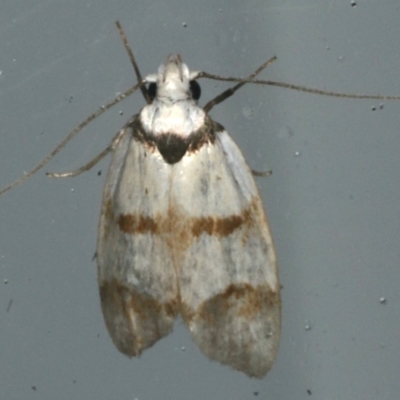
[[96, 54, 280, 378], [97, 124, 179, 356], [176, 131, 280, 378]]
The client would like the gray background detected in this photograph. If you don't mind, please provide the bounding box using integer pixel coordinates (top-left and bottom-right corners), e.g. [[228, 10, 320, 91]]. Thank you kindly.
[[1, 1, 399, 399]]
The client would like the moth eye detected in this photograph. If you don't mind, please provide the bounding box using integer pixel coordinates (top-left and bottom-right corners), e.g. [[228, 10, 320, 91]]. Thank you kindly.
[[147, 82, 157, 101], [189, 80, 201, 100]]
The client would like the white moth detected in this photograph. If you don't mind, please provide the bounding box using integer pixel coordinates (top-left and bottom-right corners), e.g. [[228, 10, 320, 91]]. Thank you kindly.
[[97, 54, 280, 379]]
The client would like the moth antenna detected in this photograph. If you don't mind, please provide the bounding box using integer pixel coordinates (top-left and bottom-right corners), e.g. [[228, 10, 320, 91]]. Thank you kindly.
[[242, 79, 400, 100], [201, 69, 400, 101], [115, 21, 151, 104]]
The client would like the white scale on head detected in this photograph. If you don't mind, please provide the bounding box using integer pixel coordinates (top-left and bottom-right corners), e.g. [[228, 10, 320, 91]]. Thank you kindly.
[[140, 55, 206, 138]]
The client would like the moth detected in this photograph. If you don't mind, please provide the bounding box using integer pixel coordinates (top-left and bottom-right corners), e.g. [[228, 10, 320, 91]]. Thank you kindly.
[[2, 22, 399, 379], [96, 51, 280, 378]]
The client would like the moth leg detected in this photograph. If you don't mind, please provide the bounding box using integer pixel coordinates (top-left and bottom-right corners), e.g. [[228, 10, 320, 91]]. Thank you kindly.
[[47, 128, 126, 178], [202, 56, 277, 112]]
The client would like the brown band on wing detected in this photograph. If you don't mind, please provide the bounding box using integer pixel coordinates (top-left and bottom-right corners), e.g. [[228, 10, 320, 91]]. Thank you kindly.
[[183, 282, 280, 325], [118, 213, 160, 235], [117, 198, 257, 240], [117, 209, 251, 238], [191, 209, 252, 238]]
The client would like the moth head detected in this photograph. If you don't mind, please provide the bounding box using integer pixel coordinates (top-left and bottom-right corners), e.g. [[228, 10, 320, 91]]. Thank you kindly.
[[144, 54, 201, 103]]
